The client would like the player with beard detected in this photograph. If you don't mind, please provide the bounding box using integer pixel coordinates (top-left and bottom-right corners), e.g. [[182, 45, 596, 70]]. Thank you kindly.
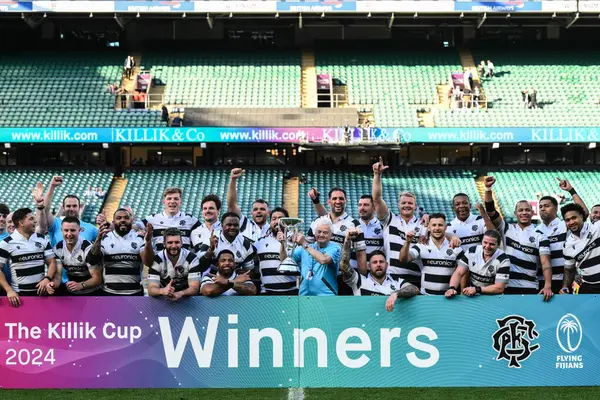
[[201, 250, 256, 297], [536, 178, 589, 293], [88, 208, 153, 296], [227, 168, 270, 242], [259, 207, 300, 295], [148, 228, 202, 300], [339, 228, 418, 299], [399, 214, 464, 295], [39, 176, 98, 246], [590, 204, 600, 224], [562, 203, 600, 294], [446, 230, 510, 297], [484, 176, 553, 301], [53, 216, 101, 295], [0, 203, 10, 241], [191, 194, 222, 256]]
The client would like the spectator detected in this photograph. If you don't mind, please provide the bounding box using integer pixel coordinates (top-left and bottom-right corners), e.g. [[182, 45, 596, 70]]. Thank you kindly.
[[116, 87, 128, 109], [478, 60, 486, 78], [161, 105, 169, 123], [472, 86, 481, 110], [522, 90, 531, 109], [487, 60, 494, 78], [124, 55, 132, 80], [171, 113, 183, 127], [531, 89, 539, 109], [128, 56, 136, 79], [467, 69, 474, 91], [97, 188, 105, 199], [106, 82, 116, 94]]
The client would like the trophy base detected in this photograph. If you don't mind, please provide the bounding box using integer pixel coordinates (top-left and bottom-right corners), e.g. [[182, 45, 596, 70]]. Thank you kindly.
[[278, 258, 299, 273]]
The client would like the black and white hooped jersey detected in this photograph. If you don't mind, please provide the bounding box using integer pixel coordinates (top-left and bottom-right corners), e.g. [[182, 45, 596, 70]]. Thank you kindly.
[[307, 212, 366, 249], [499, 221, 551, 290], [380, 212, 427, 282], [0, 231, 54, 294], [535, 218, 567, 283], [240, 214, 269, 244], [409, 238, 463, 295], [255, 234, 299, 295], [190, 220, 222, 256], [564, 221, 600, 285], [344, 269, 410, 296], [360, 217, 384, 261], [457, 246, 510, 288], [448, 213, 486, 252], [137, 211, 200, 251], [212, 232, 256, 272], [54, 238, 98, 295], [95, 230, 145, 295], [200, 270, 255, 296], [148, 248, 203, 292]]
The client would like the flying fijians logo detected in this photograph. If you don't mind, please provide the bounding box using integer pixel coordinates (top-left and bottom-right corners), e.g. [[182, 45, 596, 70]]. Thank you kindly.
[[492, 315, 540, 368], [555, 314, 584, 369]]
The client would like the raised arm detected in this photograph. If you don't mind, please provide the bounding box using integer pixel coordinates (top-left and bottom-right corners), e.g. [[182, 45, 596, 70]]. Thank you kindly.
[[372, 157, 390, 221], [232, 270, 257, 296], [43, 175, 64, 228], [483, 176, 503, 229], [339, 230, 355, 280], [558, 178, 589, 219], [296, 233, 332, 265], [309, 188, 328, 217], [227, 168, 244, 216], [141, 223, 155, 267], [399, 231, 416, 263], [475, 202, 495, 232], [539, 253, 553, 302], [33, 182, 48, 234]]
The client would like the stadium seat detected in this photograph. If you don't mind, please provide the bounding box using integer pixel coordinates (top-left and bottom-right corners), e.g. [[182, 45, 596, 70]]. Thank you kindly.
[[0, 169, 113, 223], [120, 169, 284, 219]]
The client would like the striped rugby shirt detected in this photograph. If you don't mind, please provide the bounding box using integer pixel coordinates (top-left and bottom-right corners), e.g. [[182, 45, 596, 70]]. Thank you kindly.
[[148, 248, 203, 292], [255, 234, 299, 295], [94, 230, 145, 295], [0, 231, 54, 294], [191, 220, 222, 256], [457, 246, 510, 288], [136, 211, 200, 251], [564, 221, 600, 285], [535, 218, 567, 284], [344, 269, 410, 296], [380, 211, 427, 282], [409, 237, 463, 295], [448, 214, 486, 252], [200, 269, 255, 296], [499, 221, 551, 290], [240, 214, 269, 244], [360, 217, 384, 261], [54, 238, 98, 295]]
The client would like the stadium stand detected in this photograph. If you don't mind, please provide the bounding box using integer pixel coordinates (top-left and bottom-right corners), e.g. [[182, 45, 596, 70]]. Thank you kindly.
[[120, 169, 284, 219], [0, 169, 112, 223], [435, 50, 600, 127], [0, 52, 163, 127], [298, 169, 481, 224], [491, 168, 600, 222], [144, 51, 301, 108], [315, 51, 462, 127]]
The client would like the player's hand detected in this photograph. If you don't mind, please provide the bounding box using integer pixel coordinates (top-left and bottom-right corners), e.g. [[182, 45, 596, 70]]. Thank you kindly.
[[209, 230, 218, 252], [294, 233, 306, 246], [462, 287, 477, 297], [449, 235, 462, 249], [557, 177, 573, 192], [230, 168, 244, 180], [484, 176, 496, 188], [406, 231, 416, 243], [50, 175, 64, 188], [345, 228, 359, 241], [145, 223, 154, 243], [36, 278, 51, 295], [163, 279, 175, 297], [233, 270, 252, 284], [167, 290, 183, 301], [45, 281, 55, 296], [67, 281, 81, 292], [308, 188, 320, 201], [96, 213, 107, 226], [32, 182, 45, 207], [372, 156, 389, 175], [6, 289, 20, 308], [385, 292, 398, 312], [210, 274, 229, 286], [420, 213, 429, 227], [559, 287, 570, 295], [276, 230, 286, 243], [539, 286, 554, 302], [98, 222, 111, 239], [445, 288, 458, 298]]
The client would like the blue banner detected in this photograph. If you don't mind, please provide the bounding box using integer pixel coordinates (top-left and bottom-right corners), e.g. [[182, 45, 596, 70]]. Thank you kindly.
[[1, 296, 599, 388], [114, 1, 195, 13], [0, 1, 32, 12], [454, 1, 543, 12], [276, 1, 357, 12], [0, 127, 599, 144]]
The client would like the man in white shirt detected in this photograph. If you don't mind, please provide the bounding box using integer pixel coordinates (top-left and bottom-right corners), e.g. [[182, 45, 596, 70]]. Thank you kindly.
[[227, 168, 270, 242]]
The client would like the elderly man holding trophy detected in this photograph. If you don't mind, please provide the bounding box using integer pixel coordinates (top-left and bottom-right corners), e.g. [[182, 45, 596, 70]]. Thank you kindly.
[[277, 216, 341, 296]]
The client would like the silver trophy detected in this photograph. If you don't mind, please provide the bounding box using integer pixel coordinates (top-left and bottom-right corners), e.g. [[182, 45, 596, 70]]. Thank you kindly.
[[278, 217, 304, 273]]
